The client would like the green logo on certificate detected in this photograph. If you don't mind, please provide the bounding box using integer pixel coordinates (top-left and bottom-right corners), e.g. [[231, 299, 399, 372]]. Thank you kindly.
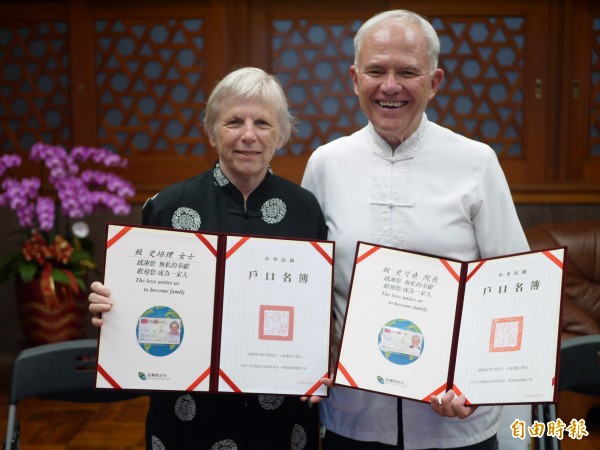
[[378, 319, 424, 365], [136, 306, 184, 357]]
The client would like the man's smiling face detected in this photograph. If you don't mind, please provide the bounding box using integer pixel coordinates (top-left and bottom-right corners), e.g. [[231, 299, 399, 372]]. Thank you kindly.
[[350, 20, 443, 148]]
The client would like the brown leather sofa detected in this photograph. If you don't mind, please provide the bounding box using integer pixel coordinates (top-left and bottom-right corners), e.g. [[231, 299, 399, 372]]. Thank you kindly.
[[524, 220, 600, 339], [524, 220, 600, 425]]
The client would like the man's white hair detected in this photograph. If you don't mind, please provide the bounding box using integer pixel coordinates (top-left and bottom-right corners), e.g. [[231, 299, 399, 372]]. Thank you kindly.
[[354, 10, 441, 73]]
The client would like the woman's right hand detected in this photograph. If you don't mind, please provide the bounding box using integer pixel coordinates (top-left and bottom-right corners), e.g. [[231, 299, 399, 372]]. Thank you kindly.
[[88, 281, 113, 327]]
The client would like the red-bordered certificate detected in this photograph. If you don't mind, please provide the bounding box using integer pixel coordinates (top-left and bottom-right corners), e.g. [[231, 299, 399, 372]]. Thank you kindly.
[[335, 242, 565, 405], [96, 224, 333, 397]]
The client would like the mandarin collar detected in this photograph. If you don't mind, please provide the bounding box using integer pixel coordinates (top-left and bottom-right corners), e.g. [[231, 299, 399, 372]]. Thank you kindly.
[[367, 113, 429, 162], [211, 162, 274, 204]]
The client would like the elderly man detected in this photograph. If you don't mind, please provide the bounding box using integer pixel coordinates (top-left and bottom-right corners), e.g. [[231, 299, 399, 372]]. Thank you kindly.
[[302, 9, 529, 450]]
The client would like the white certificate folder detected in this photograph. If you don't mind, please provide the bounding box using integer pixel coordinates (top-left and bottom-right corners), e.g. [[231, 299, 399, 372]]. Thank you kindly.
[[96, 224, 334, 397], [335, 242, 566, 405]]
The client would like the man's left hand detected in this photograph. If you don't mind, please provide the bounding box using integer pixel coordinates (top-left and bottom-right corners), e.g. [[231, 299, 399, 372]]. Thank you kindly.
[[430, 389, 478, 419]]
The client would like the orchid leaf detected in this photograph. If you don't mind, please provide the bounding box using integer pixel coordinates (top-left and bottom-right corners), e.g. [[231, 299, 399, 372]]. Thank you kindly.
[[18, 260, 37, 282]]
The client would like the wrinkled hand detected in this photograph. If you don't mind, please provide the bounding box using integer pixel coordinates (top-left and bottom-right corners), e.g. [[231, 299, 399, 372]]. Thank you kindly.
[[300, 377, 333, 404], [429, 389, 478, 419], [88, 281, 113, 327]]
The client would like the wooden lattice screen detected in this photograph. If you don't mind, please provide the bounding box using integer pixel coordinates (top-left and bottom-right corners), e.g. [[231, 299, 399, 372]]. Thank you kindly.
[[94, 18, 207, 157], [1, 20, 71, 151], [1, 0, 599, 200]]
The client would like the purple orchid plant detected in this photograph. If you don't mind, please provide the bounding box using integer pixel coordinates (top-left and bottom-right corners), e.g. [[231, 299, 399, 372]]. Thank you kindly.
[[0, 143, 135, 292]]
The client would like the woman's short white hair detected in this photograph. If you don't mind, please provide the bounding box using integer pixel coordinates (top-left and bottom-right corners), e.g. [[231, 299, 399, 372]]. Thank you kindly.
[[203, 67, 295, 146], [354, 10, 440, 73]]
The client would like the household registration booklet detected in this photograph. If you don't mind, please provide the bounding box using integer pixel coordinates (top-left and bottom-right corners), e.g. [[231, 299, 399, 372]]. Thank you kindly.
[[96, 224, 334, 397], [335, 242, 566, 405]]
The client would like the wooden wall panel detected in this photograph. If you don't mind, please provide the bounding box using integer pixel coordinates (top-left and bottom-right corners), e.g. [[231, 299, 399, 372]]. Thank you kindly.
[[0, 0, 598, 202], [248, 0, 555, 185], [565, 0, 600, 184]]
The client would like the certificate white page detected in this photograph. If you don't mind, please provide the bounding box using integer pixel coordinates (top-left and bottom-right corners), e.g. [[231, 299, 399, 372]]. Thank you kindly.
[[217, 236, 333, 396], [452, 248, 564, 404], [335, 243, 462, 401], [97, 225, 218, 391]]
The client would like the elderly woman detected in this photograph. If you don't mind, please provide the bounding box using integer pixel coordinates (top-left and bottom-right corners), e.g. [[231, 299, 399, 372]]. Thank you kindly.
[[89, 67, 326, 450]]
